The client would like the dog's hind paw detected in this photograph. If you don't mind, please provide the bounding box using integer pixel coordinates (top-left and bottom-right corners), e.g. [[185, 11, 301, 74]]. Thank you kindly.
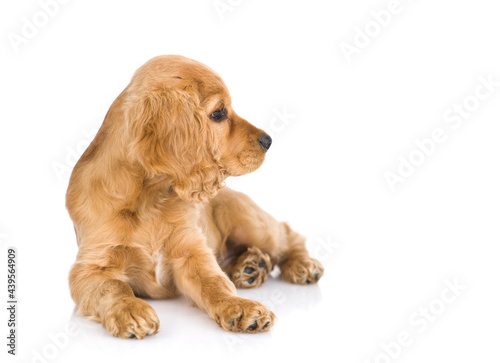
[[231, 247, 273, 288], [280, 257, 324, 285]]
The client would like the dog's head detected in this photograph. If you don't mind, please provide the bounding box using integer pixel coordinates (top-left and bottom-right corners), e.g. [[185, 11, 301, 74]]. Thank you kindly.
[[124, 55, 271, 203]]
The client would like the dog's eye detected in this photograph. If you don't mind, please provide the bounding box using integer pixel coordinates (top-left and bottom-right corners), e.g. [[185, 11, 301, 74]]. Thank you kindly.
[[210, 105, 227, 122]]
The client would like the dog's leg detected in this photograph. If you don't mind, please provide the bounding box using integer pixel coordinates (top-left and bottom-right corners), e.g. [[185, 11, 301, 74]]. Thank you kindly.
[[168, 233, 275, 333], [210, 188, 324, 285], [278, 223, 325, 285], [69, 262, 159, 339]]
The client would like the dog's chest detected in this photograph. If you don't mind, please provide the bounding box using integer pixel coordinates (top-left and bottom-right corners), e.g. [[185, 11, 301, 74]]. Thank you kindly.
[[126, 201, 211, 297]]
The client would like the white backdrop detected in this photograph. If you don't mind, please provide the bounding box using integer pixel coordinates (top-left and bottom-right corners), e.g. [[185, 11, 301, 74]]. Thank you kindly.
[[1, 0, 499, 362]]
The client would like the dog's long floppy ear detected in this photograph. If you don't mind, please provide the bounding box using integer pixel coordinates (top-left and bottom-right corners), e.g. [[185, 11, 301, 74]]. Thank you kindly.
[[124, 86, 225, 203]]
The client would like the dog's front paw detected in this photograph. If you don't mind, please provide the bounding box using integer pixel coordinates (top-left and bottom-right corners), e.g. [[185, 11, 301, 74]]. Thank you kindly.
[[215, 297, 275, 333], [103, 297, 159, 339], [281, 257, 324, 285]]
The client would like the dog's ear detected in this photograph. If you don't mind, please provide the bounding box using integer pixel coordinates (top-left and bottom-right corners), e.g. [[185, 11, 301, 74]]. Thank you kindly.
[[125, 86, 225, 202]]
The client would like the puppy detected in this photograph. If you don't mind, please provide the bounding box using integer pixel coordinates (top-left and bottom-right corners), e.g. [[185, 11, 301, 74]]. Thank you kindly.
[[66, 55, 323, 339]]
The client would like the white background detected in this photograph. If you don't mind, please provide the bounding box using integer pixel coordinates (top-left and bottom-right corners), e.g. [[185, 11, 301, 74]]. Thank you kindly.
[[1, 0, 499, 362]]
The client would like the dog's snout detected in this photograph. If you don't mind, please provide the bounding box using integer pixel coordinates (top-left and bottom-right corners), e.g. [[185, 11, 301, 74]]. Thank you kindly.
[[258, 133, 272, 151]]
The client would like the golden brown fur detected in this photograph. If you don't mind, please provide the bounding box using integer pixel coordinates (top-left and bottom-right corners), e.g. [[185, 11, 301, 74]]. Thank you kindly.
[[67, 55, 323, 339]]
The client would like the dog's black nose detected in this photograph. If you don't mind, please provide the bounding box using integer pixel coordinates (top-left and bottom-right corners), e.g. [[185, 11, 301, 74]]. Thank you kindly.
[[258, 133, 272, 151]]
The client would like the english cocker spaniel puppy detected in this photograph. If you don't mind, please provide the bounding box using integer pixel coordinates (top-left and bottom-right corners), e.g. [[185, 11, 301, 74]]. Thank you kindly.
[[66, 55, 324, 339]]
